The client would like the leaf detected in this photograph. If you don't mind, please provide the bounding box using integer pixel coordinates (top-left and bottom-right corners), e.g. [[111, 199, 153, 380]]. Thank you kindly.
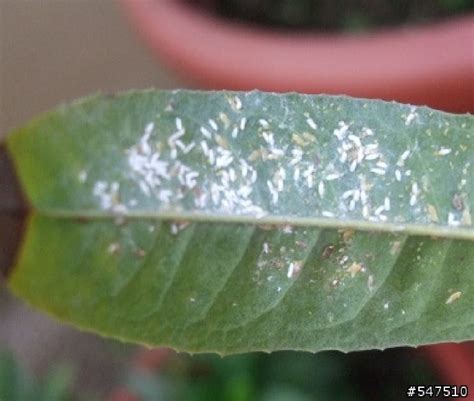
[[4, 90, 474, 354]]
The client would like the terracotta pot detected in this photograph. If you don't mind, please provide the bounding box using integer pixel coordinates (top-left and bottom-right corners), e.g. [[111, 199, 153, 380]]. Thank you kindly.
[[120, 0, 474, 112], [107, 348, 173, 401], [422, 342, 474, 389]]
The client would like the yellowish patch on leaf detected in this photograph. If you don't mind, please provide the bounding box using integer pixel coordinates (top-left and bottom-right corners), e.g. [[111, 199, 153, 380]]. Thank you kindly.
[[341, 229, 355, 243], [390, 241, 402, 255], [427, 204, 439, 223], [215, 135, 229, 149], [445, 291, 462, 304], [462, 207, 471, 225], [347, 262, 362, 278]]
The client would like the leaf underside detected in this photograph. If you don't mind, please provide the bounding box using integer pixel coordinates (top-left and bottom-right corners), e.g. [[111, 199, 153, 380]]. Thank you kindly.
[[5, 90, 474, 354]]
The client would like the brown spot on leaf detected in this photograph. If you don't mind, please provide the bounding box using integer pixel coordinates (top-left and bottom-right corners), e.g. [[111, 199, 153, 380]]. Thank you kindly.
[[321, 244, 335, 260], [341, 229, 355, 243], [135, 248, 146, 258]]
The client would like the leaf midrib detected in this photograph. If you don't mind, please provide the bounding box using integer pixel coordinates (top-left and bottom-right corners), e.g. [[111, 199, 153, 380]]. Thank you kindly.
[[31, 209, 474, 241]]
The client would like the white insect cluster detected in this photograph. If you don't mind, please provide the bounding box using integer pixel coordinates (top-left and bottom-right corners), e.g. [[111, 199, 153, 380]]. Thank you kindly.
[[88, 96, 467, 230], [124, 106, 265, 217], [92, 181, 127, 213]]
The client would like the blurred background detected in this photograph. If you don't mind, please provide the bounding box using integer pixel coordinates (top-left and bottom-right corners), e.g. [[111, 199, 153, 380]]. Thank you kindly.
[[0, 1, 473, 400], [0, 2, 182, 399]]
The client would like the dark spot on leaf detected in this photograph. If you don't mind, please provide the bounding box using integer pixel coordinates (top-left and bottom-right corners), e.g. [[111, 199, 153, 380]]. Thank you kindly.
[[452, 193, 464, 211], [269, 259, 284, 269], [295, 240, 307, 249], [321, 244, 335, 260], [258, 224, 276, 231]]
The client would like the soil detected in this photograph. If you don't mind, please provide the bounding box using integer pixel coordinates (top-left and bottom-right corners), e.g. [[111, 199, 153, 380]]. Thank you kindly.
[[190, 0, 474, 31]]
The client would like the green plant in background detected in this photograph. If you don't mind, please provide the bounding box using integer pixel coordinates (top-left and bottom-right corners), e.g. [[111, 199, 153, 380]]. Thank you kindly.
[[0, 350, 79, 401], [2, 90, 473, 356], [197, 0, 474, 30], [124, 350, 440, 401]]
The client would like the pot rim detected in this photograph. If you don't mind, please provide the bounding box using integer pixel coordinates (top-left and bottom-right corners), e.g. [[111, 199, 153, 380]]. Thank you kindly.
[[120, 0, 473, 101]]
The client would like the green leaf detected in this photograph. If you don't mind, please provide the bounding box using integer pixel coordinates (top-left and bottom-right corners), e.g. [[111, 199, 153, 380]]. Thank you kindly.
[[5, 90, 474, 354]]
